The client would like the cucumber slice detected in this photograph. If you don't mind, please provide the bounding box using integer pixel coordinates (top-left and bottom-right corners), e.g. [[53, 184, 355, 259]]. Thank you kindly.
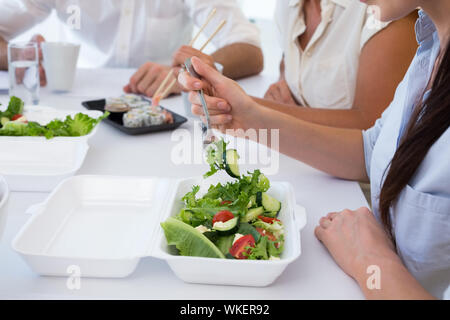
[[256, 192, 263, 207], [242, 206, 264, 222], [161, 217, 225, 259], [223, 149, 240, 178], [261, 193, 281, 214], [212, 216, 240, 236]]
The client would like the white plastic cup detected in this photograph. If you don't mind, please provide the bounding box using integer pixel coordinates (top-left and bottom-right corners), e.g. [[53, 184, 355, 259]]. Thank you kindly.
[[0, 176, 10, 241], [42, 42, 80, 92]]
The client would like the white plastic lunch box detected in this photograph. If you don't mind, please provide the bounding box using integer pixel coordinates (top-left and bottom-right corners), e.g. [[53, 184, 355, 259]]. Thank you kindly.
[[12, 175, 307, 287], [0, 175, 9, 241], [0, 106, 103, 192]]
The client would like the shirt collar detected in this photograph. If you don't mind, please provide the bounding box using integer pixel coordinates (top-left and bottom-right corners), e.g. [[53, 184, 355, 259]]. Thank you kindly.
[[415, 10, 437, 44]]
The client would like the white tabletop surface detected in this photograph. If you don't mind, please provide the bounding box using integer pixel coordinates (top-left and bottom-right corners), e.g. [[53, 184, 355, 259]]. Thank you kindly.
[[0, 68, 367, 300]]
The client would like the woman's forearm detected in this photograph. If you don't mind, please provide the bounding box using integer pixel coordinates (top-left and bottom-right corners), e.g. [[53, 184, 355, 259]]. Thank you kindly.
[[354, 254, 436, 300], [241, 102, 369, 181], [253, 97, 376, 130]]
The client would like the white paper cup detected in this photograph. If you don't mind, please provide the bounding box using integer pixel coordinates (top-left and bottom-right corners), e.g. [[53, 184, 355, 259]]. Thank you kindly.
[[42, 42, 80, 92], [0, 176, 10, 241]]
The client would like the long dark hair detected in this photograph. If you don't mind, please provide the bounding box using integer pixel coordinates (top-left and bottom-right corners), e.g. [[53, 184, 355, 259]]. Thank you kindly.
[[379, 42, 450, 240]]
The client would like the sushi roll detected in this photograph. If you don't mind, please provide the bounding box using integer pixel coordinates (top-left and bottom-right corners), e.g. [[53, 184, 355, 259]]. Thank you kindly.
[[128, 100, 151, 109], [105, 97, 130, 112], [150, 113, 165, 125], [122, 110, 145, 128], [120, 94, 142, 105]]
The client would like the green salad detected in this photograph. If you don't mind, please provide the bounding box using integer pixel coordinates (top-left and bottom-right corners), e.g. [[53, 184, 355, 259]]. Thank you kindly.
[[161, 139, 284, 260], [0, 96, 108, 139]]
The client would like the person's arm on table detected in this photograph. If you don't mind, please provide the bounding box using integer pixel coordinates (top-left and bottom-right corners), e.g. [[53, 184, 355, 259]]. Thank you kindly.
[[179, 57, 368, 182], [256, 13, 418, 129], [315, 207, 435, 300]]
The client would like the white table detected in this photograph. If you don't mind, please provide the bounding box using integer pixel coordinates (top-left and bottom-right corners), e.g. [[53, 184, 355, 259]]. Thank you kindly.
[[0, 68, 367, 299]]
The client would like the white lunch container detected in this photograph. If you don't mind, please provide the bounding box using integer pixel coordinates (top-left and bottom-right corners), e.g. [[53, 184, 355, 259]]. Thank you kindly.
[[0, 175, 10, 241], [0, 106, 103, 192], [12, 175, 307, 287]]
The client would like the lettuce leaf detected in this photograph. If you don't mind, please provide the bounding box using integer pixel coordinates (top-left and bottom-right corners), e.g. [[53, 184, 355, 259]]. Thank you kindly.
[[0, 111, 109, 138], [245, 236, 269, 260], [0, 96, 24, 121]]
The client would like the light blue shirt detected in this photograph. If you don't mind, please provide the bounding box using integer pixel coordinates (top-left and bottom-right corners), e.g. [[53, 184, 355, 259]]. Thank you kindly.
[[363, 11, 450, 299]]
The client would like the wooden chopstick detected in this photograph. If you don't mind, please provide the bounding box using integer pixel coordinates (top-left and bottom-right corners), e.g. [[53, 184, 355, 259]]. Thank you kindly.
[[154, 14, 226, 105], [189, 8, 217, 47], [198, 19, 227, 52], [160, 78, 177, 100], [153, 68, 174, 100]]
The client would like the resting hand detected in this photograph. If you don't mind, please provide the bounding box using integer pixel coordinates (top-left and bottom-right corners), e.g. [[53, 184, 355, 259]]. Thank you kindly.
[[314, 207, 399, 281], [124, 62, 182, 97], [264, 79, 298, 105], [177, 56, 256, 132]]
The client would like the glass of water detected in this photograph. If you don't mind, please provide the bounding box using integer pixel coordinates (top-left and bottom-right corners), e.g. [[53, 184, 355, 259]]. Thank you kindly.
[[7, 42, 40, 105]]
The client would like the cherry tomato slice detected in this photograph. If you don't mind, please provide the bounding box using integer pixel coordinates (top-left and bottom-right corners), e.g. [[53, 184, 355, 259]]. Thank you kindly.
[[229, 234, 255, 259], [220, 200, 232, 205], [212, 210, 234, 225], [255, 227, 277, 242], [258, 215, 280, 224], [11, 114, 23, 121]]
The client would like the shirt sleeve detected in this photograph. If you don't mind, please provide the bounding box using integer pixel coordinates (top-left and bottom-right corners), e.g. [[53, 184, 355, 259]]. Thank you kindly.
[[362, 104, 392, 178], [184, 0, 261, 49], [360, 5, 390, 50], [0, 0, 53, 40]]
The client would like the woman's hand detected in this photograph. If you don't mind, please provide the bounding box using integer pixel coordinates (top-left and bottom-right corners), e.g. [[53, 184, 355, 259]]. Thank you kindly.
[[178, 56, 258, 132], [315, 207, 436, 299], [264, 79, 298, 106], [315, 207, 399, 281]]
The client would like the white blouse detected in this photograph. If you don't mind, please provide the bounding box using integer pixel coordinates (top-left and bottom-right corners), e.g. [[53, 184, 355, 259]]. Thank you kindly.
[[275, 0, 388, 109]]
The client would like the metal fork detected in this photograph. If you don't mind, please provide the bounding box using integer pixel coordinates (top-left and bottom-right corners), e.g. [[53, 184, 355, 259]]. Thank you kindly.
[[183, 57, 217, 150]]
